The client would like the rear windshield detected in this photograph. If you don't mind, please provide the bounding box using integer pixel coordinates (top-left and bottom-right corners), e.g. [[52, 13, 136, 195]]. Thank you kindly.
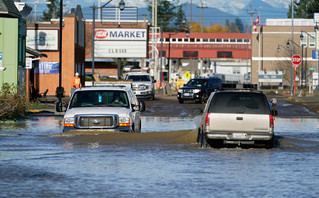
[[127, 75, 150, 82], [69, 90, 129, 108], [208, 92, 271, 114]]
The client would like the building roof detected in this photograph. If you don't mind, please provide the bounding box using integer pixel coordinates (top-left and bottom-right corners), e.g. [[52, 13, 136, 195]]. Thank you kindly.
[[0, 0, 21, 18]]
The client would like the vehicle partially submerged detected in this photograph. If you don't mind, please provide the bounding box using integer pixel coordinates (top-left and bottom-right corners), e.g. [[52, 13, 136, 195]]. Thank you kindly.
[[197, 83, 278, 148], [57, 84, 145, 133]]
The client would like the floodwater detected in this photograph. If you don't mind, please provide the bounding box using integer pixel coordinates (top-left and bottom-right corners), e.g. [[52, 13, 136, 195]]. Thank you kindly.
[[1, 115, 319, 197]]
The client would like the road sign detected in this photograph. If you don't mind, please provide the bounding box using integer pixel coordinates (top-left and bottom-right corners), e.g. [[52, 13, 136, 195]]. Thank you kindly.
[[184, 71, 191, 79], [291, 54, 302, 65]]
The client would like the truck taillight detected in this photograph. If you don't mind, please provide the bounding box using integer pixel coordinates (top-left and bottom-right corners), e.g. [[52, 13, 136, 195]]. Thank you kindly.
[[205, 113, 210, 126], [270, 115, 274, 128]]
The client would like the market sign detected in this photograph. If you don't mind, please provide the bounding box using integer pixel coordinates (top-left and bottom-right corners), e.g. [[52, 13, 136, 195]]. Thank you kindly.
[[258, 71, 283, 83], [26, 30, 59, 51], [94, 28, 147, 58]]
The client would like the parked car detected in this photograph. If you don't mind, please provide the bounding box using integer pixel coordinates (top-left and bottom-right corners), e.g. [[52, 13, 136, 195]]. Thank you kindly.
[[125, 72, 156, 100], [57, 85, 145, 133], [177, 77, 223, 103], [197, 83, 277, 148]]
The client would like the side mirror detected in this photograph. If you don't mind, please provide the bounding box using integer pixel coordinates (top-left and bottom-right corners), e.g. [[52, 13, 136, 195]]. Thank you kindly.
[[139, 101, 146, 112], [153, 80, 157, 83]]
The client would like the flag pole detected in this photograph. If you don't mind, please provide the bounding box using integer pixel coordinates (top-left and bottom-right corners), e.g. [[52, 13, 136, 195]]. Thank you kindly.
[[257, 14, 261, 90]]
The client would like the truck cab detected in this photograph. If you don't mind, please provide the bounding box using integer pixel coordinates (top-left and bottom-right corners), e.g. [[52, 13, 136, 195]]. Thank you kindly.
[[58, 86, 145, 133], [124, 72, 156, 100]]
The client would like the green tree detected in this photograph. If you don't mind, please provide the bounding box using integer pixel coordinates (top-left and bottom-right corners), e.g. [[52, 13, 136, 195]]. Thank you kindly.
[[41, 0, 60, 21], [225, 20, 234, 33], [235, 18, 244, 33], [174, 4, 188, 32], [145, 0, 185, 32], [287, 0, 319, 19]]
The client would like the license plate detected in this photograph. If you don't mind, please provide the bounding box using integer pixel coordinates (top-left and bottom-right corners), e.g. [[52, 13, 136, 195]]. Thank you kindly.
[[184, 93, 190, 96], [233, 133, 247, 139]]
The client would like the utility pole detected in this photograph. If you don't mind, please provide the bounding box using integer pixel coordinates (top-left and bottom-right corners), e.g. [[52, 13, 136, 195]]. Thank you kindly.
[[27, 1, 51, 22], [247, 6, 257, 33], [190, 0, 192, 25], [198, 0, 208, 33]]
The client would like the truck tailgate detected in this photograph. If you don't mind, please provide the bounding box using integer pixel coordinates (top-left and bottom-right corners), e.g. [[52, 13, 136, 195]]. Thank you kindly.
[[208, 113, 271, 133]]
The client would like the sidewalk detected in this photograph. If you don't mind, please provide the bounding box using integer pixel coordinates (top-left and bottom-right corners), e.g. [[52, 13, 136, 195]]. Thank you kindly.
[[268, 90, 319, 114]]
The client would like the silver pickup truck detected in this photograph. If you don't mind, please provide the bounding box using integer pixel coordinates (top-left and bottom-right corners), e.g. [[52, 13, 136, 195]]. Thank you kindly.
[[124, 72, 156, 100], [197, 84, 277, 148], [57, 85, 145, 133]]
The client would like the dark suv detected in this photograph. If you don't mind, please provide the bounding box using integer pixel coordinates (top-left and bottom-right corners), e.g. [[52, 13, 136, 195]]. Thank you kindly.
[[177, 77, 223, 103]]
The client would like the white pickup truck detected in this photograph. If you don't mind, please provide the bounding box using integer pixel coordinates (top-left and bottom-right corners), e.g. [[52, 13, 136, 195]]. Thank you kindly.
[[124, 72, 156, 100], [56, 83, 145, 133]]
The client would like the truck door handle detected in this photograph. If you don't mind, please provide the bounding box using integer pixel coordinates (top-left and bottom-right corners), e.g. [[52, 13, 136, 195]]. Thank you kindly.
[[236, 117, 243, 120]]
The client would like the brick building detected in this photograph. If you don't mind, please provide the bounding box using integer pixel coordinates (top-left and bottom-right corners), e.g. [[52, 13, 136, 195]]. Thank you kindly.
[[26, 6, 85, 98]]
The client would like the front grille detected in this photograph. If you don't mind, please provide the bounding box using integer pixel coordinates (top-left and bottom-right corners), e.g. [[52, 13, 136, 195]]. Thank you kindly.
[[75, 115, 118, 129], [137, 84, 148, 90], [183, 89, 193, 93]]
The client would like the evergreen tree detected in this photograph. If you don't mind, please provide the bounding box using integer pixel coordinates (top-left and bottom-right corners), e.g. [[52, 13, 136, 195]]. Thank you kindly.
[[174, 4, 188, 32], [287, 0, 319, 19], [41, 0, 60, 21], [145, 0, 185, 32], [235, 18, 244, 33]]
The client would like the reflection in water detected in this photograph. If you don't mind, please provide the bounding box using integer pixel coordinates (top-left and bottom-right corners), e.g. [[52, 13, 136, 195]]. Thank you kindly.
[[141, 116, 197, 132], [0, 116, 319, 197]]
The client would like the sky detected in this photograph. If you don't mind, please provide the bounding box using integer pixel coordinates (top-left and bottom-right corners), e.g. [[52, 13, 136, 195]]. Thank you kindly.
[[24, 0, 289, 15], [22, 0, 290, 24], [67, 0, 290, 14]]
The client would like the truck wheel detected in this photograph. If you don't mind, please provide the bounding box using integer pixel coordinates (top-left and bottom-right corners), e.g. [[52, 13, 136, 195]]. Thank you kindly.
[[200, 130, 208, 148], [211, 140, 223, 148], [178, 98, 184, 104], [150, 94, 155, 100], [197, 128, 201, 143], [265, 137, 274, 149]]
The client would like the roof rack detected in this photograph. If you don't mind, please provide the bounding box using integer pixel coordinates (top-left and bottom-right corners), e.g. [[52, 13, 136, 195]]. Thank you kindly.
[[221, 83, 257, 91]]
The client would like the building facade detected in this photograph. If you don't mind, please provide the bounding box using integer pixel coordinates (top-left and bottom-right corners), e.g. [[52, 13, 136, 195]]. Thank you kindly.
[[252, 18, 318, 90], [26, 5, 85, 97], [0, 0, 30, 91]]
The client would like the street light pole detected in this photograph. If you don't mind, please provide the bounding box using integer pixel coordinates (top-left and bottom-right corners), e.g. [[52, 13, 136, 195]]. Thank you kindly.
[[315, 22, 319, 89], [290, 0, 294, 96], [301, 44, 304, 92], [55, 0, 64, 111], [91, 0, 125, 83], [300, 31, 315, 91]]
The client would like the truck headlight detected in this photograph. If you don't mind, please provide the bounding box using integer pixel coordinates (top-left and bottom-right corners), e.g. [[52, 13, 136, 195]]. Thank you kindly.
[[178, 89, 183, 93], [119, 117, 130, 127], [64, 117, 75, 127], [193, 89, 201, 93]]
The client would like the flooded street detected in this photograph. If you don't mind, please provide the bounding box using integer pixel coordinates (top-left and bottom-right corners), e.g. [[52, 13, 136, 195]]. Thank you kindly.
[[1, 114, 319, 197]]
